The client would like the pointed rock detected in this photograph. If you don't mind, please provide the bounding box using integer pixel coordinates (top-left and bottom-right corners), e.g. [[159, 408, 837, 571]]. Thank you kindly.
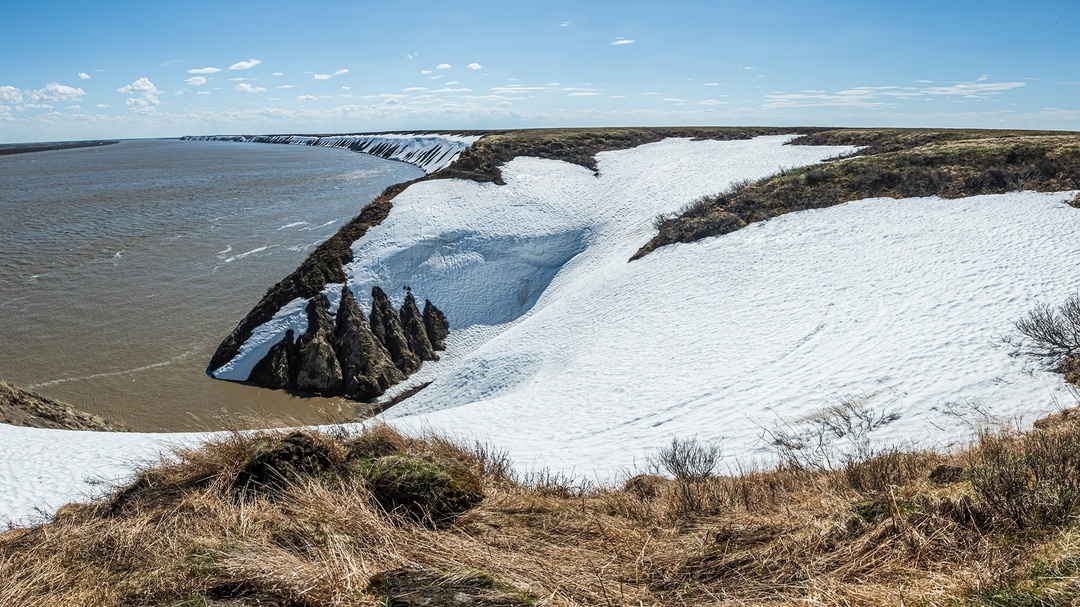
[[400, 289, 438, 361], [294, 294, 343, 395], [336, 285, 404, 399], [423, 299, 449, 351], [371, 286, 420, 374], [248, 329, 296, 390]]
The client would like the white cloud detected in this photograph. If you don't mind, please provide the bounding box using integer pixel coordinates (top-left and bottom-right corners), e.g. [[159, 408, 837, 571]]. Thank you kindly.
[[978, 75, 989, 82], [30, 82, 86, 102], [23, 103, 53, 109], [314, 69, 349, 80], [664, 97, 685, 102], [403, 87, 427, 92], [0, 86, 22, 104], [467, 63, 483, 70], [560, 21, 570, 27], [421, 70, 432, 75], [430, 87, 472, 93], [436, 63, 451, 69], [277, 85, 295, 89], [704, 82, 720, 86], [272, 72, 284, 76], [188, 67, 222, 74], [612, 38, 635, 45], [569, 92, 601, 97], [235, 83, 267, 93], [78, 72, 91, 80], [297, 95, 317, 101], [445, 81, 459, 85], [229, 59, 261, 70], [186, 76, 207, 86], [406, 53, 416, 59], [117, 77, 162, 95], [67, 104, 81, 109], [95, 103, 111, 108], [341, 86, 350, 90], [699, 99, 727, 105], [117, 77, 162, 113]]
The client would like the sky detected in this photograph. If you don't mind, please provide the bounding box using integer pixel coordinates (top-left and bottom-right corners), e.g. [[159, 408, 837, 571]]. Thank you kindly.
[[1, 0, 1078, 143]]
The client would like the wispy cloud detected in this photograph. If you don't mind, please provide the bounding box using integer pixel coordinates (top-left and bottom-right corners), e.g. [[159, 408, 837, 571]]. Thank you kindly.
[[699, 99, 727, 105], [467, 63, 483, 70], [764, 80, 1027, 108], [611, 37, 635, 45], [229, 59, 261, 71], [436, 63, 452, 70], [297, 95, 317, 101], [314, 69, 349, 80], [78, 72, 91, 80], [188, 67, 222, 74], [235, 83, 267, 93], [403, 87, 427, 92], [186, 76, 207, 86], [560, 21, 570, 27], [569, 92, 601, 97]]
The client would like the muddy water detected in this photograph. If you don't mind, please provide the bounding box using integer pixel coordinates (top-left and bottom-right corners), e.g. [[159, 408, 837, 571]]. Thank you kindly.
[[0, 139, 423, 431]]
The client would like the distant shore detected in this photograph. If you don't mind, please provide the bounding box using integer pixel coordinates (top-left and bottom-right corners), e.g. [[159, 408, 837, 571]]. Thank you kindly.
[[0, 140, 120, 156]]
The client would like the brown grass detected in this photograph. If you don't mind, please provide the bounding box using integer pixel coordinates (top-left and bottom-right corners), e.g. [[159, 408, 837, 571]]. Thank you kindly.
[[5, 417, 1080, 606]]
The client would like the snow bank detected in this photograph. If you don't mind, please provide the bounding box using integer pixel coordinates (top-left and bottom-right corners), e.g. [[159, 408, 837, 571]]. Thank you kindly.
[[181, 133, 481, 174], [5, 135, 1080, 525]]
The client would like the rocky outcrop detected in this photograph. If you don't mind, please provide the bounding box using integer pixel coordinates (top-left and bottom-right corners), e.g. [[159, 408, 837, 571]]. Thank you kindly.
[[336, 286, 404, 400], [423, 300, 449, 351], [248, 330, 295, 390], [0, 379, 126, 431], [242, 287, 447, 400], [294, 295, 343, 395], [371, 287, 421, 375], [401, 290, 438, 362]]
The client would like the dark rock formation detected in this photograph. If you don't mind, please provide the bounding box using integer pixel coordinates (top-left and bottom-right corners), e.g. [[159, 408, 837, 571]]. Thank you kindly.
[[248, 329, 296, 390], [400, 289, 438, 362], [371, 286, 421, 375], [423, 299, 449, 351], [293, 295, 343, 395], [241, 286, 448, 401], [336, 285, 404, 400]]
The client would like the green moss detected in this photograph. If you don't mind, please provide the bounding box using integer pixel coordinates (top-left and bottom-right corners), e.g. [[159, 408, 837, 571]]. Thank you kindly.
[[363, 453, 484, 524]]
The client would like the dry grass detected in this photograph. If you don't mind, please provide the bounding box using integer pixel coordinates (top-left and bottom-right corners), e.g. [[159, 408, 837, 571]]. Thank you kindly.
[[4, 417, 1080, 606], [636, 129, 1080, 259]]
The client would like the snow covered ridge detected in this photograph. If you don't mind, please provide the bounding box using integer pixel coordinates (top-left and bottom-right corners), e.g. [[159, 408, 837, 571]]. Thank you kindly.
[[179, 133, 482, 174]]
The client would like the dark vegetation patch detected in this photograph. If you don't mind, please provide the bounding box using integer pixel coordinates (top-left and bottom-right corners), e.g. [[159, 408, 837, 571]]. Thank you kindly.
[[0, 139, 119, 156], [636, 128, 1080, 259]]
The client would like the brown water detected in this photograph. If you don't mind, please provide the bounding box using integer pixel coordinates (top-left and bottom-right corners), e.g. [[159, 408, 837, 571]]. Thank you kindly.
[[0, 139, 423, 431]]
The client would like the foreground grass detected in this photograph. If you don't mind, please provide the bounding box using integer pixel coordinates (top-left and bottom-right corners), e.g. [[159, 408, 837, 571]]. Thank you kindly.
[[5, 415, 1080, 606], [636, 128, 1080, 259]]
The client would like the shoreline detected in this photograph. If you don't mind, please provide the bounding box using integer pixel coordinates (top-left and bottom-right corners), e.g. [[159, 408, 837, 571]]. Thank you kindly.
[[0, 140, 120, 156]]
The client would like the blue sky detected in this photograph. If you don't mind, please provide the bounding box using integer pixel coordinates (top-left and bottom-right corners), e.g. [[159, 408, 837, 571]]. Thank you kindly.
[[1, 0, 1078, 143]]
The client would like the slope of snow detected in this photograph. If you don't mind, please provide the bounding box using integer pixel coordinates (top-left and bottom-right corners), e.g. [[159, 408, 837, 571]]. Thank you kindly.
[[181, 133, 481, 174], [4, 135, 1080, 526]]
